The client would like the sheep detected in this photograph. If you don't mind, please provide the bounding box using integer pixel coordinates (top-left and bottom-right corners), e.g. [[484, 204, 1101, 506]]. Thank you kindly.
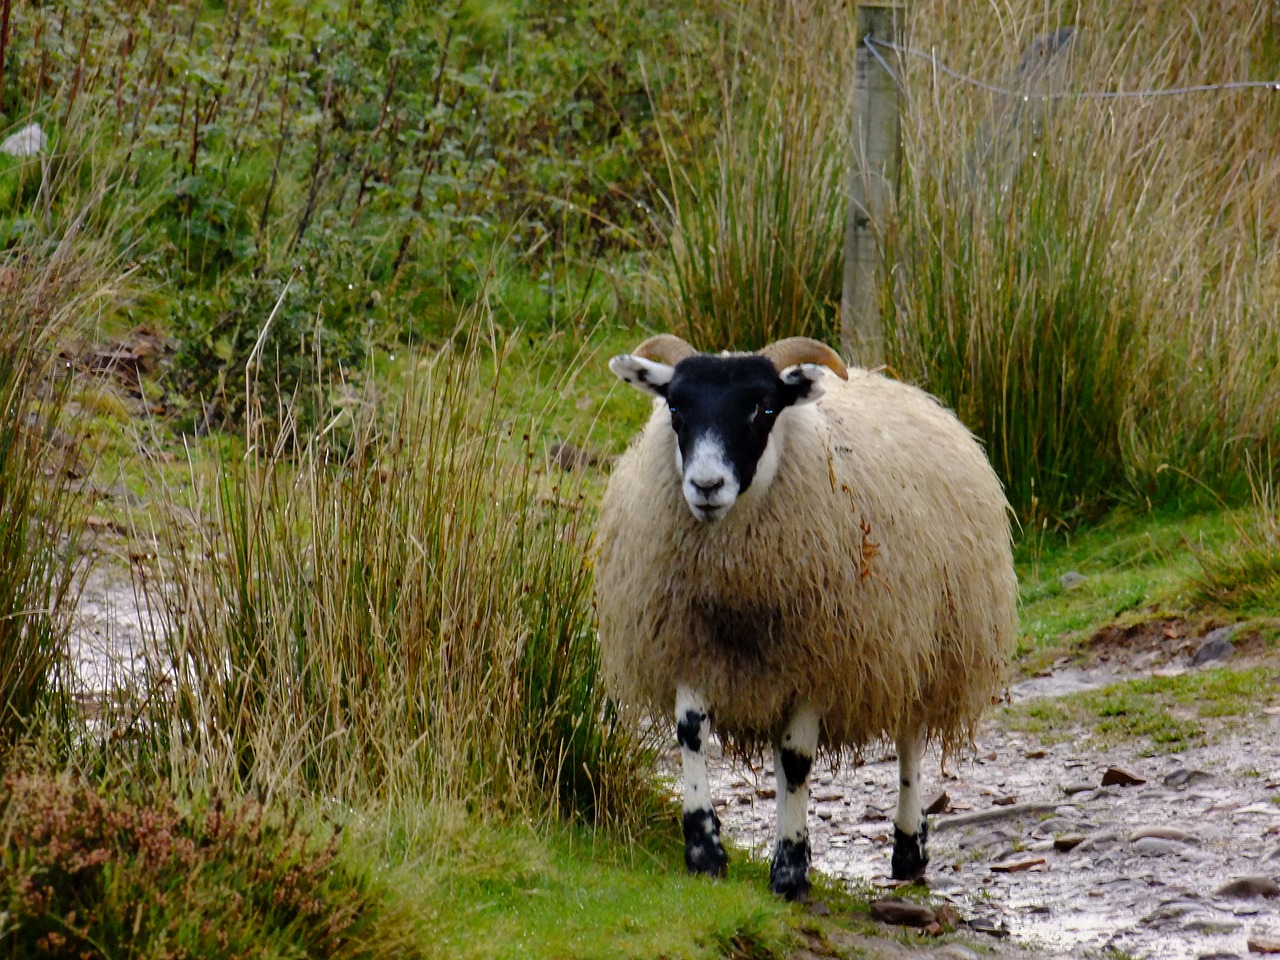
[[594, 334, 1018, 899]]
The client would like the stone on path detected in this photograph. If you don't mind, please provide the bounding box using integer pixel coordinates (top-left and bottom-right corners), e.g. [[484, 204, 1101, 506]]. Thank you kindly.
[[1130, 825, 1197, 843], [1133, 837, 1190, 856], [1101, 766, 1147, 787], [1250, 937, 1280, 954], [1054, 833, 1086, 852], [1216, 876, 1280, 899], [870, 896, 935, 927], [1165, 768, 1214, 788]]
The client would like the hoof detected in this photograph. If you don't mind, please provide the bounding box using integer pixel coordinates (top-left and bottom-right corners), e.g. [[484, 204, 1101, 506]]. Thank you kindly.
[[891, 822, 930, 881], [684, 808, 729, 877], [770, 837, 811, 901]]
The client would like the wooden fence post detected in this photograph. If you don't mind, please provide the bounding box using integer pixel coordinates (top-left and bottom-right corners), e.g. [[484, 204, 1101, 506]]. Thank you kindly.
[[841, 2, 906, 367]]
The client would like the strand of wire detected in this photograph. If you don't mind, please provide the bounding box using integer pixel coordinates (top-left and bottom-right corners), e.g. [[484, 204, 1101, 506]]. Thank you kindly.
[[865, 36, 1280, 101]]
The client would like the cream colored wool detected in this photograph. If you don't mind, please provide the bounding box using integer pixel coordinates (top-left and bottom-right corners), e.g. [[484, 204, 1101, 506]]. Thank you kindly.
[[595, 366, 1018, 755]]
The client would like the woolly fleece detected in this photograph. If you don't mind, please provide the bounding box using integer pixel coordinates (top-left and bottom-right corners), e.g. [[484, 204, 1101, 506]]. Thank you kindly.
[[594, 365, 1018, 754]]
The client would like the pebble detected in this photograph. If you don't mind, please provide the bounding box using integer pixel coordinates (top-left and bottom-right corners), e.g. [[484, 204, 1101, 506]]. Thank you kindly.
[[1032, 816, 1078, 837], [1165, 768, 1216, 788], [1191, 633, 1237, 667], [1249, 938, 1280, 954], [1063, 781, 1095, 795], [1054, 834, 1087, 852], [1060, 570, 1086, 588], [870, 897, 935, 927], [1130, 826, 1197, 843], [1184, 917, 1241, 934], [1216, 876, 1280, 899], [1197, 954, 1242, 960], [1133, 837, 1190, 856], [816, 805, 836, 821], [1102, 766, 1147, 787]]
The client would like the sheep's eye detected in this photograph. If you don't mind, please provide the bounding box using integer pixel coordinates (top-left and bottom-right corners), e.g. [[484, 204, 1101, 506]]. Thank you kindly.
[[668, 405, 678, 415]]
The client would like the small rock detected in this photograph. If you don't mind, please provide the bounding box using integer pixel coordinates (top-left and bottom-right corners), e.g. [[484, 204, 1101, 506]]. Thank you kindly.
[[1060, 570, 1086, 588], [862, 804, 887, 822], [812, 787, 844, 802], [966, 915, 1010, 938], [756, 786, 776, 800], [1184, 917, 1241, 934], [1054, 834, 1086, 852], [1133, 837, 1189, 856], [1025, 748, 1047, 759], [1198, 953, 1242, 959], [1191, 628, 1238, 667], [0, 122, 47, 157], [923, 921, 943, 936], [935, 904, 961, 927], [870, 897, 935, 927], [807, 900, 831, 917], [935, 947, 979, 960], [1217, 876, 1280, 899], [1031, 817, 1077, 837], [990, 857, 1046, 873], [1249, 938, 1280, 954], [991, 794, 1017, 806], [815, 805, 836, 821], [924, 791, 949, 815], [1101, 766, 1147, 787], [1130, 826, 1197, 843], [1165, 768, 1215, 788]]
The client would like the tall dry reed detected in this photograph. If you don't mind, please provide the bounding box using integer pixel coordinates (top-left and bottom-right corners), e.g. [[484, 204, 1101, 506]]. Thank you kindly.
[[146, 319, 650, 825]]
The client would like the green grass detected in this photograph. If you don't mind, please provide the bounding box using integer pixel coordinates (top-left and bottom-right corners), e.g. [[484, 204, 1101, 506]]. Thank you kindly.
[[406, 821, 793, 960], [1001, 666, 1278, 754]]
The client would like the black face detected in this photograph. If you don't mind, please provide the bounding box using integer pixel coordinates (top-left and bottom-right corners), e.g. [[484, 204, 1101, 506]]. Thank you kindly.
[[660, 355, 810, 499]]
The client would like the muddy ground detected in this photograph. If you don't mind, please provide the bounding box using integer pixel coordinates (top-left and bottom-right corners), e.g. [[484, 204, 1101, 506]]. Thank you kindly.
[[689, 646, 1280, 960]]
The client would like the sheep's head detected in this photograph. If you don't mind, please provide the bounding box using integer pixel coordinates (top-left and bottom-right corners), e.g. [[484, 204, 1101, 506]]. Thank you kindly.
[[610, 335, 848, 522]]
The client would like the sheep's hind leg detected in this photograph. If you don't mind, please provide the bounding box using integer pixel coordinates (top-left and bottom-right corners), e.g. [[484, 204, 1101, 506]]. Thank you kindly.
[[770, 704, 819, 900], [676, 685, 728, 877], [891, 728, 929, 881]]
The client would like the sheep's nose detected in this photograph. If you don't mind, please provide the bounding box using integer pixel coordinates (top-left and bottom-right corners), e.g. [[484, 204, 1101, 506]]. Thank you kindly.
[[691, 477, 724, 497]]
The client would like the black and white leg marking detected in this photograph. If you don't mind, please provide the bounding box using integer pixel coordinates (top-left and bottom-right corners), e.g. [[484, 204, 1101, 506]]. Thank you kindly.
[[676, 685, 728, 877], [891, 728, 930, 881], [770, 704, 819, 900]]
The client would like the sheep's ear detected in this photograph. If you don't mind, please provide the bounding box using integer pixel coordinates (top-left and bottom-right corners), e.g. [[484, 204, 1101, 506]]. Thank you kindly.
[[779, 364, 827, 407], [609, 355, 675, 398]]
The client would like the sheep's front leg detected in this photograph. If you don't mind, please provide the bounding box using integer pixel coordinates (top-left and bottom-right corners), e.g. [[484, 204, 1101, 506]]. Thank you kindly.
[[771, 704, 819, 900], [676, 685, 728, 877], [891, 728, 929, 881]]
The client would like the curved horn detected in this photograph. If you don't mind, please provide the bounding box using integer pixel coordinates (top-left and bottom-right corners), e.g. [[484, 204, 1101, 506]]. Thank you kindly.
[[759, 337, 849, 380], [631, 333, 696, 366]]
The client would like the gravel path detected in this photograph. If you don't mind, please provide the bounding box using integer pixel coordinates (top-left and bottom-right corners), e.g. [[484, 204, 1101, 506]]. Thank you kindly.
[[687, 671, 1280, 960]]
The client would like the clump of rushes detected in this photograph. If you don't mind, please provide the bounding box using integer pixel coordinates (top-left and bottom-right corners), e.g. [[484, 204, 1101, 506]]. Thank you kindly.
[[885, 2, 1280, 521], [654, 1, 852, 351], [0, 771, 397, 958], [1193, 467, 1280, 613], [0, 123, 136, 753], [147, 316, 652, 826]]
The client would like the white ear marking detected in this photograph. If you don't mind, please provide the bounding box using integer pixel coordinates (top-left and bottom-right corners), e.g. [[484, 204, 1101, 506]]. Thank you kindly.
[[609, 355, 676, 397], [781, 364, 827, 406]]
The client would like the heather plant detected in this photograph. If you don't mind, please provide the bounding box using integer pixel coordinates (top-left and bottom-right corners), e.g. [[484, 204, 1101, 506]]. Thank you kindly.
[[0, 771, 400, 959]]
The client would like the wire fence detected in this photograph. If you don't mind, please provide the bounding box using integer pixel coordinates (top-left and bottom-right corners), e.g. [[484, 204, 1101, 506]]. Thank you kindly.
[[865, 35, 1280, 102]]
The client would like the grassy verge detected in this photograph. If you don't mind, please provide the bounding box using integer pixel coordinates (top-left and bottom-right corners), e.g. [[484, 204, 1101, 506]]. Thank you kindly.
[[1001, 666, 1279, 754]]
